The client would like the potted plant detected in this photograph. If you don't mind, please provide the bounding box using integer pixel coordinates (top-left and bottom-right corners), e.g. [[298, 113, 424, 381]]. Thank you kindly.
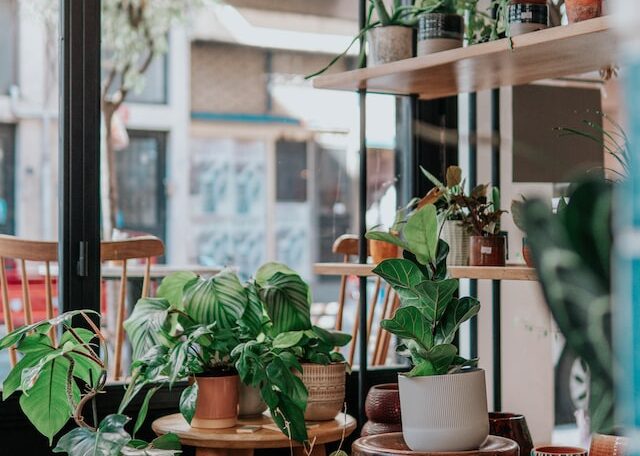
[[421, 165, 471, 266], [0, 310, 181, 455], [233, 262, 352, 444], [451, 185, 507, 266], [371, 204, 486, 451], [124, 269, 251, 430], [565, 0, 602, 23], [415, 0, 466, 55], [366, 197, 420, 264]]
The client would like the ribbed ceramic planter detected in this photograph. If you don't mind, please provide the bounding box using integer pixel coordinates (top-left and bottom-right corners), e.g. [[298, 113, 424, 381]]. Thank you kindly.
[[398, 369, 489, 451], [238, 383, 267, 418], [297, 362, 346, 420], [191, 373, 239, 429], [417, 13, 463, 56], [441, 220, 470, 266], [367, 26, 413, 67]]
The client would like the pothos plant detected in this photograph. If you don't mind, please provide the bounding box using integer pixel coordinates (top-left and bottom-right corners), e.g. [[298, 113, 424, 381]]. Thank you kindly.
[[369, 204, 480, 376], [232, 262, 351, 444], [0, 310, 181, 455]]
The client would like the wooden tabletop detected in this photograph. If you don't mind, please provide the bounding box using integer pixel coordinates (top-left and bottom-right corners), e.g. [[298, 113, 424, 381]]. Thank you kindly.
[[152, 413, 357, 449], [352, 434, 519, 456]]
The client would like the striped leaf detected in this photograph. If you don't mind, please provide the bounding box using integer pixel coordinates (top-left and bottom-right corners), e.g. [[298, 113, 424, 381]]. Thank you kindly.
[[124, 298, 172, 362], [241, 282, 265, 337], [183, 269, 247, 329], [256, 263, 311, 334]]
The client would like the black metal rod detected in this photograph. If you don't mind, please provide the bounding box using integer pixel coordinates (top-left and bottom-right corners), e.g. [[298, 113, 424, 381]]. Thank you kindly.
[[468, 92, 478, 360], [357, 0, 368, 426], [491, 88, 502, 412], [59, 0, 102, 320]]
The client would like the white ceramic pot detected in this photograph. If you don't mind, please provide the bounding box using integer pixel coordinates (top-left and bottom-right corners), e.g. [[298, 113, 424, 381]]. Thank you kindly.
[[367, 26, 413, 67], [441, 220, 470, 266], [398, 369, 489, 452]]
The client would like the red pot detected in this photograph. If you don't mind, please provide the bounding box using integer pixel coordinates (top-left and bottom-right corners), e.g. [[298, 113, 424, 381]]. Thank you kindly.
[[470, 235, 506, 267], [565, 0, 602, 23]]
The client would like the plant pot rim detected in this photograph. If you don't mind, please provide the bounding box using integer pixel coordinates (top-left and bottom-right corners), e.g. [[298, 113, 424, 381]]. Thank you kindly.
[[369, 383, 398, 391], [419, 12, 463, 18], [489, 412, 526, 421], [195, 367, 238, 378], [300, 361, 347, 367], [370, 24, 414, 29], [398, 367, 484, 380]]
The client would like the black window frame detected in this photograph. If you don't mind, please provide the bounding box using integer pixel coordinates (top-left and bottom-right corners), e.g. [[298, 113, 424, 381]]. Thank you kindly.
[[0, 123, 15, 235]]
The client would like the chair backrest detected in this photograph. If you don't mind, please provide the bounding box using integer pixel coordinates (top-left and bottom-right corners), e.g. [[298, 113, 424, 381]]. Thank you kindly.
[[101, 236, 164, 380], [0, 235, 58, 366]]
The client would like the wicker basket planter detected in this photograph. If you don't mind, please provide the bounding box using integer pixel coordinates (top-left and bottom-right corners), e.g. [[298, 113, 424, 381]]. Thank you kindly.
[[296, 362, 346, 421]]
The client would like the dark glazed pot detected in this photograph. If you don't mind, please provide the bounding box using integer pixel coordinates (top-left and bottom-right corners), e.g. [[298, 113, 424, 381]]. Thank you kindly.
[[489, 412, 534, 456], [365, 383, 401, 424], [361, 421, 403, 437], [470, 235, 506, 267]]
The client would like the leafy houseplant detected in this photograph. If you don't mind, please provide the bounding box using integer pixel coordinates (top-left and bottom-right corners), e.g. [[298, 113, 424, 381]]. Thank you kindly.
[[371, 204, 486, 451], [366, 197, 420, 264], [233, 263, 351, 444], [124, 269, 253, 430], [0, 310, 181, 456]]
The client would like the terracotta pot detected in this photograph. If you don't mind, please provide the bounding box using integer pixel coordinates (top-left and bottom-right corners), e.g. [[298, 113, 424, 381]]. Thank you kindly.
[[532, 446, 587, 456], [191, 373, 239, 429], [367, 26, 413, 67], [361, 421, 403, 437], [589, 434, 629, 456], [470, 235, 506, 267], [296, 362, 346, 421], [489, 412, 533, 456], [565, 0, 602, 23], [365, 383, 401, 424], [370, 240, 399, 264], [441, 220, 470, 266], [417, 13, 463, 56], [522, 238, 534, 267], [238, 383, 267, 418]]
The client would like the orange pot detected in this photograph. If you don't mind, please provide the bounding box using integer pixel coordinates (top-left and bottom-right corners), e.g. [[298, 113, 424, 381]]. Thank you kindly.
[[565, 0, 602, 23], [522, 238, 534, 268], [370, 240, 399, 264], [191, 373, 239, 429]]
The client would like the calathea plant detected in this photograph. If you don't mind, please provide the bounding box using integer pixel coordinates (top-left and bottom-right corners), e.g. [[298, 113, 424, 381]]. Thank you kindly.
[[0, 310, 181, 455], [233, 262, 351, 444], [369, 204, 480, 375]]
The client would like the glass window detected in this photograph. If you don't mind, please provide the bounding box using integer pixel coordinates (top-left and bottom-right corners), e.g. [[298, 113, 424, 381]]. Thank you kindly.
[[276, 140, 308, 202], [0, 0, 16, 94], [126, 54, 168, 104], [0, 124, 15, 234]]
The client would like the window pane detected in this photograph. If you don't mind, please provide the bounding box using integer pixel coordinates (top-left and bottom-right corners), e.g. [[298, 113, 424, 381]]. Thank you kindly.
[[126, 54, 168, 104], [0, 0, 16, 94]]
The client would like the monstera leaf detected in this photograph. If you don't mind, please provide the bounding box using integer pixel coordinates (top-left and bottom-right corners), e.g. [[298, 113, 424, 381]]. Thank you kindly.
[[255, 263, 312, 334], [183, 269, 247, 328]]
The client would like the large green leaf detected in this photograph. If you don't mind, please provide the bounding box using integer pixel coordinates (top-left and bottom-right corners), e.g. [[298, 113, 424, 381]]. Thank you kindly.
[[372, 259, 426, 306], [59, 329, 103, 387], [241, 282, 265, 337], [124, 298, 172, 362], [403, 204, 439, 267], [183, 269, 247, 328], [256, 266, 311, 334], [365, 231, 407, 250], [380, 306, 433, 352], [157, 271, 198, 308], [312, 325, 351, 348], [436, 296, 480, 344], [121, 434, 182, 455], [53, 414, 131, 456], [272, 330, 305, 349], [3, 334, 55, 399], [415, 279, 458, 324], [179, 383, 198, 424], [405, 344, 457, 377], [20, 356, 80, 443], [133, 386, 161, 437]]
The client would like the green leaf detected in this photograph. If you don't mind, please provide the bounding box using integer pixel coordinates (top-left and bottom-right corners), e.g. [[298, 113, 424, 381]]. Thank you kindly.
[[256, 265, 312, 334], [436, 296, 480, 344], [407, 360, 436, 377], [372, 259, 426, 306], [311, 326, 351, 348], [241, 282, 265, 337], [21, 356, 80, 443], [3, 344, 55, 400], [150, 433, 182, 450], [266, 357, 308, 411], [60, 329, 103, 387], [426, 344, 457, 374], [124, 298, 173, 362], [404, 204, 439, 266], [365, 231, 407, 250], [267, 392, 308, 443], [380, 306, 433, 352], [184, 269, 247, 328], [157, 271, 198, 308], [415, 279, 458, 324], [179, 383, 198, 425], [133, 386, 160, 437], [273, 331, 305, 349], [53, 414, 131, 455]]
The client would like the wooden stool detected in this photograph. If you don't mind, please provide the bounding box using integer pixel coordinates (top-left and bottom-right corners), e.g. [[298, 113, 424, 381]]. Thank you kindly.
[[352, 434, 519, 456], [152, 413, 356, 456]]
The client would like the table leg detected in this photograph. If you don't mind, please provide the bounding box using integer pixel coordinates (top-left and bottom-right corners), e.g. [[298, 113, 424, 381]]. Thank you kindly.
[[293, 443, 327, 456], [196, 449, 254, 456]]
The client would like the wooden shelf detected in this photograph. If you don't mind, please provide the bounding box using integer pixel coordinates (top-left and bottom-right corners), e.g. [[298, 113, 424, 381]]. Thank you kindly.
[[313, 262, 537, 281], [313, 17, 616, 100]]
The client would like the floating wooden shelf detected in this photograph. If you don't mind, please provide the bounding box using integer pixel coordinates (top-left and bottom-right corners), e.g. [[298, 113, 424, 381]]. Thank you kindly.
[[313, 17, 616, 100], [314, 262, 537, 281]]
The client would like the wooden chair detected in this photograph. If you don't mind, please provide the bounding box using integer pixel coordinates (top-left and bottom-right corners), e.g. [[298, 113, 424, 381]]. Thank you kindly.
[[0, 235, 58, 366], [331, 235, 399, 366], [101, 236, 164, 380]]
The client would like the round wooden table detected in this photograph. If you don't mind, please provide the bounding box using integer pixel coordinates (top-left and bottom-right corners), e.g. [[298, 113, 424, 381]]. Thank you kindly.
[[152, 413, 357, 456], [352, 434, 519, 456]]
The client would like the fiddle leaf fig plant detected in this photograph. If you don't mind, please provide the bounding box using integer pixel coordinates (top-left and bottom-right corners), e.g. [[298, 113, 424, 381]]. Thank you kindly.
[[0, 310, 181, 455], [371, 204, 480, 377]]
